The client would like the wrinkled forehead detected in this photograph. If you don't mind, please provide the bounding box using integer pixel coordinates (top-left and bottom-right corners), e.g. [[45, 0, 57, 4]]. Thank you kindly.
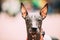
[[28, 11, 42, 20]]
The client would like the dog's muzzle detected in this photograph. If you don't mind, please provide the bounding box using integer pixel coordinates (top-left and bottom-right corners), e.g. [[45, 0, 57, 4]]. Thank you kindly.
[[32, 27, 37, 32]]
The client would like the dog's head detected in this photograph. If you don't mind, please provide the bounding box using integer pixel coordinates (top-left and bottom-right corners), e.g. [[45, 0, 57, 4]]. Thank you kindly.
[[21, 2, 48, 39], [21, 2, 48, 33], [21, 2, 48, 35]]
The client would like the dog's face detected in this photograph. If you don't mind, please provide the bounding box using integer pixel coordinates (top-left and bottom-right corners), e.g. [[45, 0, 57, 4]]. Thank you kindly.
[[21, 3, 48, 33], [21, 3, 48, 34]]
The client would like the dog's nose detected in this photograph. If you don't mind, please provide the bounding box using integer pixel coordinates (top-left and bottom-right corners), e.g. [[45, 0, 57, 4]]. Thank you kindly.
[[31, 27, 37, 32]]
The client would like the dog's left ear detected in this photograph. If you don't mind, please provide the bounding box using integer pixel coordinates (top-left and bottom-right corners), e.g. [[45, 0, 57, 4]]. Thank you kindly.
[[40, 3, 48, 20], [21, 2, 28, 18]]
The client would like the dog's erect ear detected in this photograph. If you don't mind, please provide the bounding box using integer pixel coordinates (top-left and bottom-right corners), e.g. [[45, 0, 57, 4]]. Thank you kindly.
[[21, 2, 28, 18], [40, 3, 48, 20]]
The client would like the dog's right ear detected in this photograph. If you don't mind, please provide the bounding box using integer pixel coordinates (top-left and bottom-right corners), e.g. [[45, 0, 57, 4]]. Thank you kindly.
[[21, 2, 28, 18]]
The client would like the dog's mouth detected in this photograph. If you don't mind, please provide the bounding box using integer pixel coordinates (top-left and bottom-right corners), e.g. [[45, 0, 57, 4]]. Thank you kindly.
[[29, 27, 40, 32], [28, 27, 40, 39], [29, 27, 40, 35], [31, 28, 37, 35]]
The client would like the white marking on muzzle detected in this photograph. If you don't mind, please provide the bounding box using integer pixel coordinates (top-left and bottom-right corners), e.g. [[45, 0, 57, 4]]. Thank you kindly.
[[32, 20, 37, 28]]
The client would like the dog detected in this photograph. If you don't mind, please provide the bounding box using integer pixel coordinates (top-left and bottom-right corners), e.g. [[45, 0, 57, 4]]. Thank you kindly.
[[21, 2, 48, 40]]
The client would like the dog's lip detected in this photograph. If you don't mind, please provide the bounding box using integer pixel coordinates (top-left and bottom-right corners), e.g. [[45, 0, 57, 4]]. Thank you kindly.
[[29, 28, 40, 34]]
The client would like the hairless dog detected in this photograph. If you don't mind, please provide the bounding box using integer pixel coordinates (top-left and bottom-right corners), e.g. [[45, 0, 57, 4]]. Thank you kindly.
[[21, 2, 48, 40]]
